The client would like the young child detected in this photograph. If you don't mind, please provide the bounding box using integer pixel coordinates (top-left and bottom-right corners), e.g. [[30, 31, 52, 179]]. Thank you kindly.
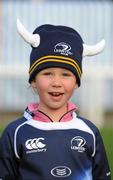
[[0, 19, 111, 180]]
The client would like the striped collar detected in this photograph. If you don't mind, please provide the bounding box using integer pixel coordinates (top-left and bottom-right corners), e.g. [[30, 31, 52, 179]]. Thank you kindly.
[[24, 103, 77, 122]]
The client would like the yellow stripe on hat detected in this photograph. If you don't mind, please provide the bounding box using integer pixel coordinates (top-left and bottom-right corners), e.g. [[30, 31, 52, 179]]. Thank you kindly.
[[29, 55, 82, 78], [29, 55, 80, 73]]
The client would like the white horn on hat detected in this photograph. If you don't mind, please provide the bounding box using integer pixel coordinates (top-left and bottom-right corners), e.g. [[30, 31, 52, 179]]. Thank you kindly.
[[83, 39, 105, 57], [17, 18, 40, 48]]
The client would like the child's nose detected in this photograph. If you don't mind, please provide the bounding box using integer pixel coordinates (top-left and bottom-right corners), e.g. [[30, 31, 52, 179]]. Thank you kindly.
[[52, 75, 62, 87]]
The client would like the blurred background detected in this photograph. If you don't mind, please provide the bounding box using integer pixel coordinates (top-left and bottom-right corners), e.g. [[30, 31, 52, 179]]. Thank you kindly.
[[0, 0, 113, 178]]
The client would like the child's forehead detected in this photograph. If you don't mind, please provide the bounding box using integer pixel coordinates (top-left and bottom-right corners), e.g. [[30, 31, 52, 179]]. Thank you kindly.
[[40, 67, 73, 72]]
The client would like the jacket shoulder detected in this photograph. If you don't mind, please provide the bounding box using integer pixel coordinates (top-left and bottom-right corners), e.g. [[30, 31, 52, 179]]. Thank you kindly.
[[77, 115, 100, 134], [0, 117, 27, 137]]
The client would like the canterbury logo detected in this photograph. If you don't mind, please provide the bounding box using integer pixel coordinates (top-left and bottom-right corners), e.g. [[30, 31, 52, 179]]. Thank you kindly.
[[25, 138, 46, 150]]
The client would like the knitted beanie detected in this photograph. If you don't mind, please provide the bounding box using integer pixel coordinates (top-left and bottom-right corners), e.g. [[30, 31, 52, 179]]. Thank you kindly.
[[29, 24, 83, 86]]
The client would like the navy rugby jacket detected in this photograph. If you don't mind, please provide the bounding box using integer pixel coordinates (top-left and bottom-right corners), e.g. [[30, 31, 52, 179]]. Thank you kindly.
[[0, 109, 111, 180]]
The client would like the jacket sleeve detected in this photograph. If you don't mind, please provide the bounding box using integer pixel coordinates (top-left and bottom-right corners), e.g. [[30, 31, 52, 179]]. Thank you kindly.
[[0, 126, 19, 180], [92, 128, 111, 180]]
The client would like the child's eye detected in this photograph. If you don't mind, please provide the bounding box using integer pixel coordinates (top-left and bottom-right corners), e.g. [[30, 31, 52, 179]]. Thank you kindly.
[[43, 72, 52, 76], [62, 73, 71, 76]]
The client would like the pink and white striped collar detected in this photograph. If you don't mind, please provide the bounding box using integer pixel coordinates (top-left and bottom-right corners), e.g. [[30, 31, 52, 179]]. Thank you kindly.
[[27, 103, 77, 122]]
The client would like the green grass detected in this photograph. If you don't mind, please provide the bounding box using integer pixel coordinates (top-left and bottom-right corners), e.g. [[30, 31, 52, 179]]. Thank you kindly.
[[0, 126, 113, 178], [0, 126, 3, 134], [100, 127, 113, 179]]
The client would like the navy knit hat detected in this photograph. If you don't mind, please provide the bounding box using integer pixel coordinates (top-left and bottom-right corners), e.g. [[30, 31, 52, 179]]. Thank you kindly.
[[17, 19, 105, 86], [30, 24, 83, 86]]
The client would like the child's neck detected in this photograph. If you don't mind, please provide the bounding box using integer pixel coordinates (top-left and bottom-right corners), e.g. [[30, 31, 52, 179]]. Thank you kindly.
[[38, 104, 67, 122]]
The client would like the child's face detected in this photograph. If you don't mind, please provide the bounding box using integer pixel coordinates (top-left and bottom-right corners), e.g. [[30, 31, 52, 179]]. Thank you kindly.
[[31, 67, 78, 111]]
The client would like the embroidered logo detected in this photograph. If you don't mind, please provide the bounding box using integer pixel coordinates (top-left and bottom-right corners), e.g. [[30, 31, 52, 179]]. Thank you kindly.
[[71, 136, 86, 152], [25, 137, 47, 154], [51, 166, 71, 177], [54, 42, 72, 56]]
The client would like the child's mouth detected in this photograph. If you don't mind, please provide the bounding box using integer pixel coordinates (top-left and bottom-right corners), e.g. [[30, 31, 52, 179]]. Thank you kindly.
[[48, 92, 64, 97]]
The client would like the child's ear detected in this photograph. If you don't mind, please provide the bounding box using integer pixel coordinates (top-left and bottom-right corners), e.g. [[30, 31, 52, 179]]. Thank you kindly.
[[31, 80, 36, 89], [75, 83, 78, 90]]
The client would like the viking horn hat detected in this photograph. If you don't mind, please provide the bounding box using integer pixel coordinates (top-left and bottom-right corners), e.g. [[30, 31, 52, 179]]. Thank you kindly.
[[17, 18, 105, 86], [17, 18, 40, 48], [17, 18, 105, 56]]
